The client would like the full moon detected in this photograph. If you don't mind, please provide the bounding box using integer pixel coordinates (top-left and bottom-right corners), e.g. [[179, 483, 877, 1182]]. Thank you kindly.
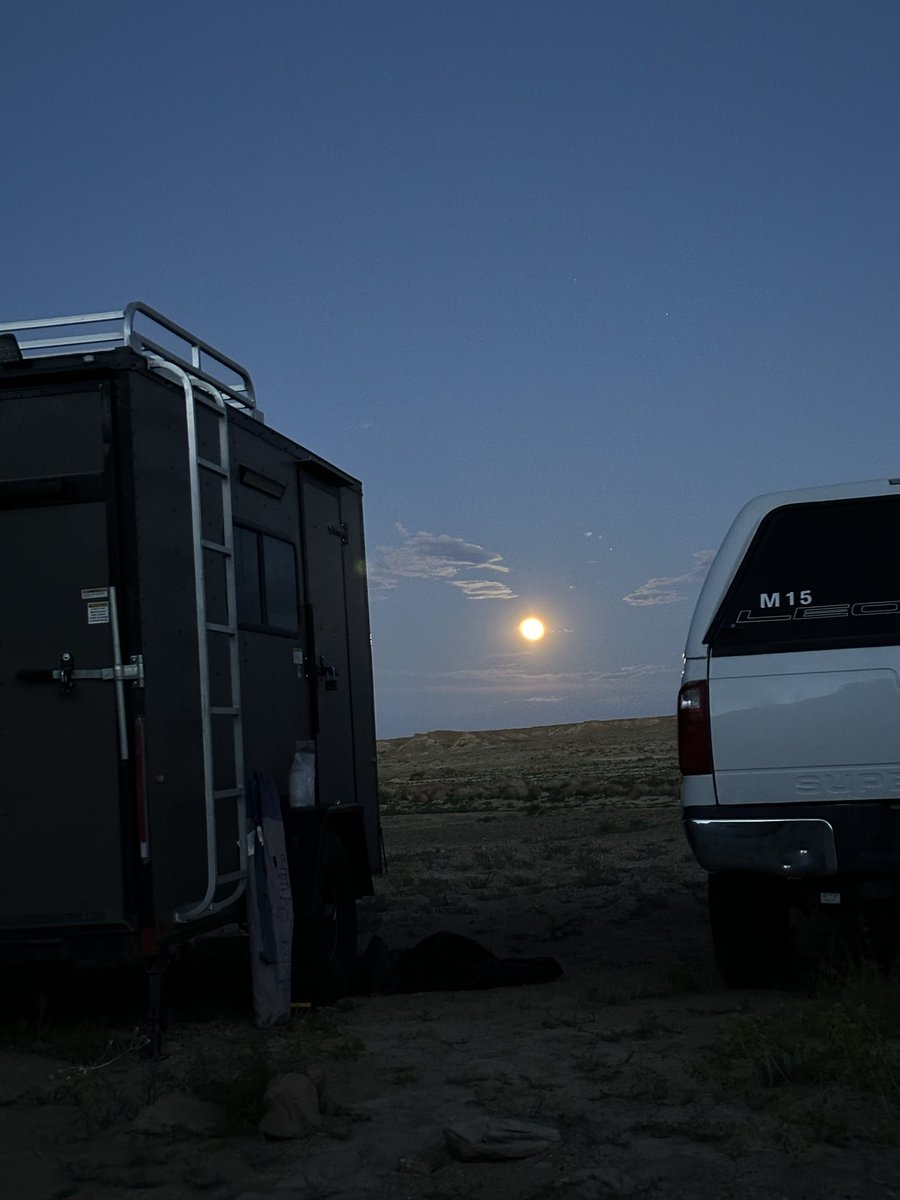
[[519, 617, 546, 642]]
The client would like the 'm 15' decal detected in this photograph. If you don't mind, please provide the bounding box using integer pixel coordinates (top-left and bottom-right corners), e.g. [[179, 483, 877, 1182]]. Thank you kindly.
[[759, 591, 812, 608]]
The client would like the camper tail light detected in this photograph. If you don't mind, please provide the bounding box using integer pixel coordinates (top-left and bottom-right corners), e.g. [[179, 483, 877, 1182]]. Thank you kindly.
[[678, 680, 713, 775]]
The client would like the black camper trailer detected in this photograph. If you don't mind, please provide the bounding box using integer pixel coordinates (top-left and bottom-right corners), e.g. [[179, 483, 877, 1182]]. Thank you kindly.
[[0, 303, 380, 1018]]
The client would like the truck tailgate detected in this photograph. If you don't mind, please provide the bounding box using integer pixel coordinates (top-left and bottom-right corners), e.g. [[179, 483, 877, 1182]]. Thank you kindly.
[[709, 649, 900, 806]]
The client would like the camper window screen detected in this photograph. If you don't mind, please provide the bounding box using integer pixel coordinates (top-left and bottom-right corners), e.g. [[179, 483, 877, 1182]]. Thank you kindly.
[[235, 525, 299, 633], [708, 496, 900, 653]]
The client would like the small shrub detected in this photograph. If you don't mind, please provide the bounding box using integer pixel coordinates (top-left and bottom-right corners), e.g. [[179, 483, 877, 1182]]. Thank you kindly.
[[628, 1065, 669, 1102], [593, 816, 623, 836], [48, 1066, 141, 1137], [188, 1035, 272, 1133], [698, 968, 900, 1103], [626, 815, 652, 833], [329, 1035, 366, 1063], [794, 1100, 851, 1144]]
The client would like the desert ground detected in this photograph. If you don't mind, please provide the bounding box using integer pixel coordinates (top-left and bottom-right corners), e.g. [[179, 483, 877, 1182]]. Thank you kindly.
[[3, 716, 900, 1199]]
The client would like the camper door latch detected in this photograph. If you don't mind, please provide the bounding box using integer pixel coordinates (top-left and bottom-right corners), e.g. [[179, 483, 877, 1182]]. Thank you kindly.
[[50, 653, 145, 689], [317, 656, 339, 690], [59, 651, 75, 693], [327, 522, 349, 544], [17, 654, 144, 691]]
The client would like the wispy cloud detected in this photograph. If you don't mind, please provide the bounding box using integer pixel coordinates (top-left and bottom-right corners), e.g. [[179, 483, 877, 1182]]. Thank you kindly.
[[383, 526, 510, 578], [379, 662, 674, 697], [375, 526, 518, 600], [622, 550, 714, 607], [450, 579, 517, 600], [365, 565, 400, 595]]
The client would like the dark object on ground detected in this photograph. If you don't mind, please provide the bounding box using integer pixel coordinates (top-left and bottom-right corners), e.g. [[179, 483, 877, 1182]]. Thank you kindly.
[[356, 931, 562, 994], [291, 828, 358, 1005], [444, 1115, 562, 1161]]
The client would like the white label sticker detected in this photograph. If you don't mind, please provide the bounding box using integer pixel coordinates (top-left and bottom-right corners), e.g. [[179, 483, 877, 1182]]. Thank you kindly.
[[87, 601, 110, 625], [81, 587, 109, 600]]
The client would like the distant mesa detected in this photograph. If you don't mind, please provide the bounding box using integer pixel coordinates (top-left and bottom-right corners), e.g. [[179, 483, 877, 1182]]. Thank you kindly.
[[378, 715, 674, 757]]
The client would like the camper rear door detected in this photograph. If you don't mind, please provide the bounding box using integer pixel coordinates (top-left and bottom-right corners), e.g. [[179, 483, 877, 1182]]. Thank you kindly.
[[0, 386, 128, 931]]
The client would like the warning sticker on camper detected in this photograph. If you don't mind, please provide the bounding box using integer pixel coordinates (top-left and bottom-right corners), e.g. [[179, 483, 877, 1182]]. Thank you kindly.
[[81, 587, 109, 601], [86, 601, 110, 625]]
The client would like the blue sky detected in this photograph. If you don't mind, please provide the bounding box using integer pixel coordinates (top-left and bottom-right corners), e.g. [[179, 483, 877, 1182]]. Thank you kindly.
[[3, 2, 899, 736]]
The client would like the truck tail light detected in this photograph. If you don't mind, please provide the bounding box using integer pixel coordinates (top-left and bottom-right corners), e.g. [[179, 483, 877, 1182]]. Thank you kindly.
[[678, 680, 713, 775]]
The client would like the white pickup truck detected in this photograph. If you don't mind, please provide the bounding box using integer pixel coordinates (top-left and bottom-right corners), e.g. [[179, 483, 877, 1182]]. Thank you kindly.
[[679, 479, 900, 985]]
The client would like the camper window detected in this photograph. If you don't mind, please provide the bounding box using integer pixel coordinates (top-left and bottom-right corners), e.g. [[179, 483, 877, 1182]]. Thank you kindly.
[[235, 525, 264, 625], [235, 524, 300, 633], [263, 536, 299, 629]]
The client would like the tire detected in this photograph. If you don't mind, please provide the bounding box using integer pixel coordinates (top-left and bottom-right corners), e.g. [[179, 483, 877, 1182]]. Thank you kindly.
[[708, 874, 791, 988], [859, 897, 900, 970], [292, 830, 358, 1004]]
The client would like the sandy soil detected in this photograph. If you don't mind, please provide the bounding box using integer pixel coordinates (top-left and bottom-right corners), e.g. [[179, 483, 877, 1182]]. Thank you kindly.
[[3, 716, 900, 1199]]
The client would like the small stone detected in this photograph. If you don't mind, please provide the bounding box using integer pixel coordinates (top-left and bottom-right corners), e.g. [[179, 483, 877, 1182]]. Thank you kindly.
[[563, 1167, 641, 1195], [182, 1161, 228, 1190], [305, 1062, 326, 1092], [132, 1092, 222, 1136], [233, 1194, 306, 1200], [304, 1061, 334, 1110], [320, 1114, 353, 1140], [258, 1072, 321, 1140], [444, 1116, 561, 1161], [398, 1153, 435, 1176]]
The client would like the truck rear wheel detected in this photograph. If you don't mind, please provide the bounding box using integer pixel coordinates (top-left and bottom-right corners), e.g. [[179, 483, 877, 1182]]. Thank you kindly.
[[708, 874, 791, 988], [292, 830, 357, 1004]]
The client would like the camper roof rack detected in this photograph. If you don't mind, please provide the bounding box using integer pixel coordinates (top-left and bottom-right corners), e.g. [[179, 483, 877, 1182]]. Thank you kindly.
[[0, 301, 257, 414]]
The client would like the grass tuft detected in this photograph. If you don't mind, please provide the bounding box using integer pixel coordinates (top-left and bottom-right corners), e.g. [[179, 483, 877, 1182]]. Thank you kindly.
[[698, 964, 900, 1105]]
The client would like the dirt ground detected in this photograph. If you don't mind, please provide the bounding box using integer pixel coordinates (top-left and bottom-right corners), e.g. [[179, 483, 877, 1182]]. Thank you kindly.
[[3, 716, 900, 1199]]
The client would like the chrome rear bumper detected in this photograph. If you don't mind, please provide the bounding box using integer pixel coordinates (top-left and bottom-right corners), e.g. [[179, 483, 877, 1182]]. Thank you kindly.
[[686, 817, 838, 876]]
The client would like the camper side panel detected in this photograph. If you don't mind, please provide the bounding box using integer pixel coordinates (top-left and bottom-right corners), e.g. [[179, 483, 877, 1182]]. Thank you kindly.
[[228, 422, 314, 793]]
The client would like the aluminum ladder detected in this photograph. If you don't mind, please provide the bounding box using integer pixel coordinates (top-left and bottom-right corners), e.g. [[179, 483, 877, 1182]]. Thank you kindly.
[[145, 362, 248, 922]]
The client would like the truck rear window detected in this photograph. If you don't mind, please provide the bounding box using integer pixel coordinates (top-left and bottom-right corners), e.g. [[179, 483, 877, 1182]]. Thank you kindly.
[[707, 496, 900, 653]]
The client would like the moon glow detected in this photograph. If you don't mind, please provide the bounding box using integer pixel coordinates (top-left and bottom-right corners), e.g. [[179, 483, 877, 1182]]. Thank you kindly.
[[519, 617, 546, 642]]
